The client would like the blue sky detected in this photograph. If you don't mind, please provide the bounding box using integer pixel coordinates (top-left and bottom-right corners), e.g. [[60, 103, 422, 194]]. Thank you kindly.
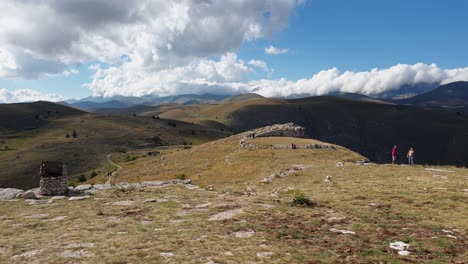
[[1, 0, 468, 101]]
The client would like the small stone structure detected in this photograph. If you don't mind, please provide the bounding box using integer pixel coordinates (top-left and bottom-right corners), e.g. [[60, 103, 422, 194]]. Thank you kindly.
[[39, 161, 68, 195]]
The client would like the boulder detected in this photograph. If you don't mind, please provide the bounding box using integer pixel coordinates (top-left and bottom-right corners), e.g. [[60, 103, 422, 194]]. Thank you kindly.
[[75, 184, 93, 192], [0, 188, 24, 200], [21, 190, 40, 199]]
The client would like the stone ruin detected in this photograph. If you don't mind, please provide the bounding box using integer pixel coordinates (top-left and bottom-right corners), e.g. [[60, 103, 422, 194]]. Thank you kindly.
[[242, 123, 306, 138], [39, 161, 68, 195]]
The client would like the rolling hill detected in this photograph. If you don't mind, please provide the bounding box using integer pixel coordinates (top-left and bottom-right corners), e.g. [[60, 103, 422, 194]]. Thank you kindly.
[[0, 102, 230, 189], [0, 101, 85, 134], [397, 81, 468, 106]]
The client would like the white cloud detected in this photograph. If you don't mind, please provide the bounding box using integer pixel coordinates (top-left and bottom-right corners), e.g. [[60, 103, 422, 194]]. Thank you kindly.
[[249, 60, 273, 77], [248, 63, 468, 97], [0, 0, 301, 79], [0, 88, 63, 103], [265, 45, 289, 55]]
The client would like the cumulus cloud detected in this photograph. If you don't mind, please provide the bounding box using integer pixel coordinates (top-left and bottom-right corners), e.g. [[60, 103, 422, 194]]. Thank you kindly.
[[0, 88, 63, 103], [0, 0, 301, 79], [265, 45, 289, 55], [248, 63, 468, 97]]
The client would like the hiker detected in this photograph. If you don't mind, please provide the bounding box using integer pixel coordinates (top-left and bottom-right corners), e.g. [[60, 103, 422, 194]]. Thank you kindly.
[[391, 145, 398, 164], [407, 147, 415, 166]]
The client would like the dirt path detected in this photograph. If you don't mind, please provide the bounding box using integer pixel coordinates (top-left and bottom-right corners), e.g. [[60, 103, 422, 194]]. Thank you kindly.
[[106, 153, 122, 185]]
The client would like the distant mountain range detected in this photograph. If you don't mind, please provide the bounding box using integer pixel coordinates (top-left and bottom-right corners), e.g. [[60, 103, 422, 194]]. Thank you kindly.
[[396, 81, 468, 107], [64, 93, 230, 111], [62, 81, 468, 112]]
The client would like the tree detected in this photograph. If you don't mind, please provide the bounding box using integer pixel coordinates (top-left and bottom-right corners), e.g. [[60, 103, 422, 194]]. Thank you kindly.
[[72, 130, 78, 138], [65, 133, 70, 138], [90, 171, 97, 178], [4, 145, 8, 150]]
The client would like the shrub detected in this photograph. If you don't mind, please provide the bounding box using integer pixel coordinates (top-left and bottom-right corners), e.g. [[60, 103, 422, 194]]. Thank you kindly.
[[90, 171, 98, 178], [175, 173, 187, 180], [72, 130, 78, 138], [4, 145, 8, 150], [65, 133, 70, 138], [183, 145, 192, 149], [68, 180, 77, 188], [125, 155, 139, 162], [78, 174, 87, 182], [291, 191, 316, 207]]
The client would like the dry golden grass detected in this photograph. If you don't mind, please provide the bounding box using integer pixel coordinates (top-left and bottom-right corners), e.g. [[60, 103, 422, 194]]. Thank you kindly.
[[1, 135, 467, 263], [1, 163, 466, 263], [115, 136, 363, 186]]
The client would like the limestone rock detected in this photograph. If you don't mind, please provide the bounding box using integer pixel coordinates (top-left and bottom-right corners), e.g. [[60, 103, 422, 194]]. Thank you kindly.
[[93, 183, 112, 190], [21, 190, 40, 199], [0, 188, 24, 200], [209, 209, 244, 221], [75, 184, 93, 192], [69, 195, 90, 201]]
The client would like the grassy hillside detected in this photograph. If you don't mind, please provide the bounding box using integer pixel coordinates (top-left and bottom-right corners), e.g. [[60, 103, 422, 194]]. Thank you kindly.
[[0, 101, 85, 134], [1, 135, 466, 263], [0, 113, 230, 189], [150, 96, 468, 166], [112, 136, 363, 185]]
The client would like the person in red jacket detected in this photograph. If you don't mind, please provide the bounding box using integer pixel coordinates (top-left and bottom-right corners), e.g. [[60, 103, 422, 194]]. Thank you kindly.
[[391, 145, 398, 164]]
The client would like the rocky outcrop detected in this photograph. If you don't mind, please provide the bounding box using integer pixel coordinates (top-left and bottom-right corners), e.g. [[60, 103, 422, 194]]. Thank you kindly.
[[241, 123, 306, 139]]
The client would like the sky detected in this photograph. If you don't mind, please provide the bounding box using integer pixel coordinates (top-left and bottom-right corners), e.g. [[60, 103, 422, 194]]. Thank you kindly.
[[1, 0, 468, 103]]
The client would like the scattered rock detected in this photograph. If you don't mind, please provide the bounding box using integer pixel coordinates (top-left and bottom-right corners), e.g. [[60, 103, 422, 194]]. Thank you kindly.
[[160, 252, 174, 258], [51, 196, 67, 200], [329, 228, 355, 235], [209, 209, 244, 221], [11, 249, 42, 259], [184, 184, 199, 190], [224, 251, 233, 256], [69, 195, 90, 201], [26, 199, 53, 205], [141, 181, 164, 187], [325, 176, 332, 183], [61, 250, 93, 258], [232, 231, 255, 238], [390, 241, 409, 251], [25, 213, 49, 219], [425, 168, 454, 173], [75, 185, 93, 192], [64, 243, 95, 249], [261, 175, 274, 183], [327, 217, 346, 222], [140, 220, 153, 225], [335, 162, 344, 167], [446, 235, 457, 239], [115, 182, 132, 189], [21, 190, 40, 199], [195, 202, 212, 208], [398, 250, 411, 256], [0, 188, 24, 200], [43, 216, 67, 222], [256, 252, 273, 258], [93, 183, 112, 190], [143, 198, 158, 203], [110, 201, 135, 206], [0, 247, 7, 255], [107, 216, 122, 223]]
